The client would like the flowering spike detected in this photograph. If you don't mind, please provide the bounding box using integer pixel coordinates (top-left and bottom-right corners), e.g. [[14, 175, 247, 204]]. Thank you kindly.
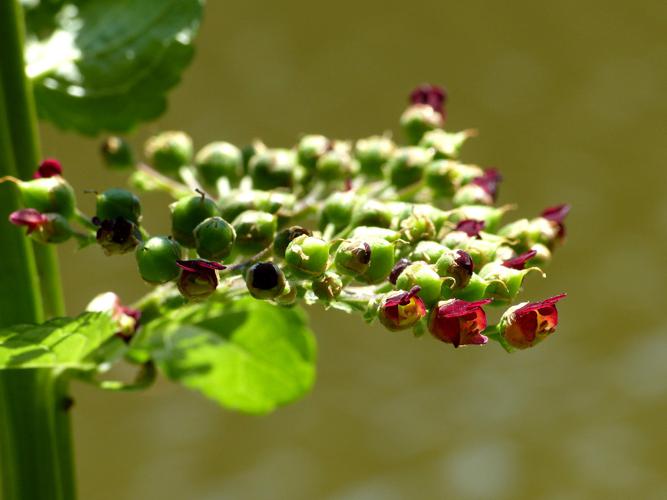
[[428, 298, 492, 347], [499, 294, 566, 349], [33, 158, 63, 179], [502, 249, 538, 270]]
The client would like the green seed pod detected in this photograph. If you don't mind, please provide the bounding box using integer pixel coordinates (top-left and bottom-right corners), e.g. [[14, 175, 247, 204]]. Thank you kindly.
[[135, 236, 183, 284], [194, 216, 236, 261], [170, 194, 220, 248], [20, 176, 76, 219], [319, 191, 357, 231], [31, 213, 72, 244], [424, 159, 459, 198], [256, 191, 296, 215], [395, 261, 443, 306], [410, 240, 447, 264], [461, 237, 502, 269], [419, 129, 471, 159], [316, 144, 357, 181], [245, 261, 287, 299], [441, 230, 470, 249], [450, 205, 509, 233], [399, 104, 443, 144], [284, 235, 330, 277], [334, 239, 372, 276], [312, 272, 343, 301], [498, 218, 532, 251], [96, 188, 141, 224], [386, 147, 433, 189], [350, 200, 393, 229], [359, 237, 395, 284], [297, 134, 331, 170], [273, 226, 312, 258], [232, 210, 277, 255], [195, 142, 243, 186], [399, 214, 436, 243], [350, 226, 401, 242], [249, 149, 295, 190], [100, 136, 134, 170], [451, 273, 489, 301], [354, 135, 395, 178], [452, 183, 493, 207], [241, 140, 267, 174], [388, 203, 450, 233], [144, 131, 193, 174]]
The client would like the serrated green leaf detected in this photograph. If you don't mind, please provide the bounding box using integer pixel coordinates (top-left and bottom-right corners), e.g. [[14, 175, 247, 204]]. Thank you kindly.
[[25, 0, 204, 135], [0, 312, 117, 370], [130, 298, 317, 414]]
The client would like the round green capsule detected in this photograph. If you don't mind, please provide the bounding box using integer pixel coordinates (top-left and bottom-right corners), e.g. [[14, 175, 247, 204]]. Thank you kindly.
[[96, 188, 141, 224], [334, 239, 372, 276], [312, 272, 343, 301], [316, 145, 356, 181], [410, 240, 447, 264], [245, 261, 287, 299], [194, 216, 236, 261], [170, 194, 219, 248], [386, 147, 433, 189], [20, 177, 76, 219], [395, 261, 443, 306], [232, 210, 277, 255], [297, 134, 331, 170], [135, 236, 183, 284], [354, 135, 395, 178], [101, 136, 134, 170], [452, 183, 493, 207], [249, 149, 295, 190], [144, 131, 193, 174], [31, 213, 72, 244], [359, 237, 395, 284], [273, 226, 312, 258], [319, 191, 357, 231], [195, 142, 243, 186], [399, 104, 443, 144], [350, 200, 393, 229], [284, 235, 330, 277]]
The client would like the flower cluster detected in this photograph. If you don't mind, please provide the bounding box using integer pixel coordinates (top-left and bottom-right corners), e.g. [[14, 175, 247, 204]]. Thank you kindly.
[[6, 84, 567, 350]]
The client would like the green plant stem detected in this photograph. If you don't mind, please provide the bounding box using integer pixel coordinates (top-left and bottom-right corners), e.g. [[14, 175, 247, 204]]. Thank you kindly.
[[0, 0, 65, 318]]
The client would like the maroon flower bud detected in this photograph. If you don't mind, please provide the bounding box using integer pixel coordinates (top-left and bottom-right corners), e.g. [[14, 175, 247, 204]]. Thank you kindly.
[[33, 158, 63, 179], [378, 286, 427, 331], [409, 84, 447, 116], [502, 249, 538, 270], [435, 249, 474, 288], [86, 292, 141, 342], [9, 208, 48, 234], [471, 168, 502, 201], [455, 219, 485, 238], [176, 259, 226, 300], [428, 298, 492, 347], [93, 216, 141, 255], [540, 204, 570, 241], [388, 258, 411, 284], [499, 294, 566, 349]]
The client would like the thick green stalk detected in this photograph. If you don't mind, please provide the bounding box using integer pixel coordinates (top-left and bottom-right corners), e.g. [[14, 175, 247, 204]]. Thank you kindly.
[[0, 0, 65, 317]]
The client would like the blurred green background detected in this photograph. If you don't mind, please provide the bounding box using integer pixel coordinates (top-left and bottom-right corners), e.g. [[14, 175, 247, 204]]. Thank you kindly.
[[40, 0, 667, 498]]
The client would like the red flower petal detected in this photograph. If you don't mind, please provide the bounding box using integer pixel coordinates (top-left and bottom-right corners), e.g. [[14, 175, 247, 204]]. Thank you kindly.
[[33, 158, 63, 179], [455, 219, 485, 237], [502, 249, 538, 270]]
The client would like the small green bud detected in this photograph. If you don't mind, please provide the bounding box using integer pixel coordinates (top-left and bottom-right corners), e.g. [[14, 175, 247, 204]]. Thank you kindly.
[[135, 236, 183, 284], [297, 134, 331, 170], [231, 210, 277, 255], [386, 147, 433, 189], [451, 273, 489, 301], [26, 213, 72, 244], [399, 214, 436, 243], [450, 205, 509, 233], [441, 230, 471, 249], [461, 237, 502, 269], [350, 200, 393, 229], [424, 159, 458, 197], [195, 142, 243, 185], [435, 249, 474, 289], [249, 149, 295, 190], [498, 218, 532, 250], [419, 129, 471, 159], [144, 131, 193, 174], [170, 194, 220, 248], [193, 216, 236, 261], [241, 140, 267, 174], [350, 226, 401, 242], [218, 190, 295, 222], [96, 188, 141, 225], [101, 136, 134, 170], [359, 237, 395, 284], [399, 104, 443, 144], [316, 144, 357, 181], [245, 262, 287, 299], [410, 240, 447, 263], [284, 235, 330, 277], [334, 239, 372, 276], [20, 176, 76, 219], [312, 272, 343, 302], [395, 261, 443, 306], [319, 191, 356, 231], [273, 226, 312, 258], [354, 135, 395, 178], [452, 183, 493, 207]]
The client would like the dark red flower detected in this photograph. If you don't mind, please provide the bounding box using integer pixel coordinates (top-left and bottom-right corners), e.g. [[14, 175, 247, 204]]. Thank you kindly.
[[93, 216, 140, 255], [176, 259, 226, 300], [454, 250, 474, 275], [388, 258, 411, 285], [500, 293, 566, 349], [378, 286, 427, 331], [409, 84, 447, 116], [9, 208, 48, 234], [455, 219, 485, 238], [471, 168, 502, 201], [541, 204, 570, 240], [502, 249, 537, 270], [33, 158, 63, 179], [428, 298, 492, 347]]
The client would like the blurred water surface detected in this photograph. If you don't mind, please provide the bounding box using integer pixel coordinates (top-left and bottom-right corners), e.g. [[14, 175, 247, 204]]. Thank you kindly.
[[40, 0, 667, 498]]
